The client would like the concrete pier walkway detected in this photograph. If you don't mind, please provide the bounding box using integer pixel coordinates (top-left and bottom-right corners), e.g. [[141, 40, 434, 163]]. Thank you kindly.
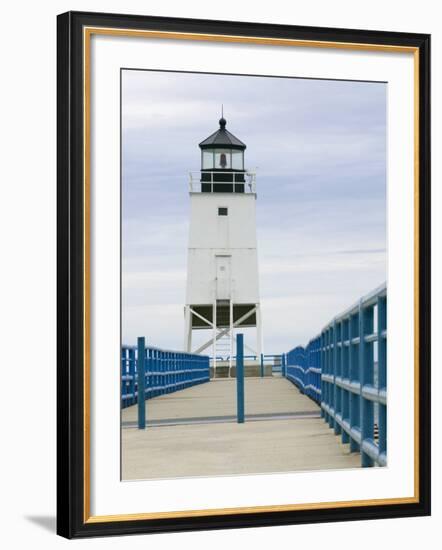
[[122, 377, 360, 480]]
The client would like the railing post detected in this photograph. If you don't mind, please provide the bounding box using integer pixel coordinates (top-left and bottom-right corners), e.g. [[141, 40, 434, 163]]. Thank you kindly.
[[349, 313, 360, 452], [157, 349, 161, 395], [317, 337, 322, 405], [360, 300, 374, 467], [327, 327, 333, 429], [378, 295, 387, 463], [281, 353, 286, 377], [162, 350, 166, 394], [147, 347, 152, 401], [129, 347, 136, 407], [320, 332, 325, 418], [341, 319, 350, 444], [302, 348, 306, 392], [121, 347, 126, 408], [236, 334, 245, 423], [164, 351, 168, 394], [305, 347, 310, 399], [137, 337, 146, 430], [323, 332, 328, 423], [322, 335, 325, 419], [156, 350, 161, 396], [260, 353, 264, 378], [333, 320, 342, 435]]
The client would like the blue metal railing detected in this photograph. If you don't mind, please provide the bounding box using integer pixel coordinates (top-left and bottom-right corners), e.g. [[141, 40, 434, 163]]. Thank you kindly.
[[285, 337, 322, 404], [262, 354, 282, 374], [212, 354, 258, 361], [121, 342, 210, 409], [211, 354, 281, 378], [285, 283, 387, 467]]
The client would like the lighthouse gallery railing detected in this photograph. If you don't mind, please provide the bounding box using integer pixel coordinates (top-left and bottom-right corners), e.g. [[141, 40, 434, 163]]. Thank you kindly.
[[188, 171, 256, 193], [284, 283, 387, 468]]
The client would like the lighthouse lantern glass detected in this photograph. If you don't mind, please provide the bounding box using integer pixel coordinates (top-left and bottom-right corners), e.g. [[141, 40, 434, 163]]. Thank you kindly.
[[214, 149, 232, 169], [202, 150, 214, 169], [232, 149, 244, 170]]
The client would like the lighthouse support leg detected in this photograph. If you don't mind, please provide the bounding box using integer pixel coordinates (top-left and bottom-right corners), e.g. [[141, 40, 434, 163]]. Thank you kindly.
[[184, 306, 192, 353], [256, 303, 263, 366], [229, 299, 233, 377], [212, 300, 217, 376]]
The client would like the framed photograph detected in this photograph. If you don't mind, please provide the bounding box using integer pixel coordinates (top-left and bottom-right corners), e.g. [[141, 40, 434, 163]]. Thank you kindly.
[[57, 11, 431, 538]]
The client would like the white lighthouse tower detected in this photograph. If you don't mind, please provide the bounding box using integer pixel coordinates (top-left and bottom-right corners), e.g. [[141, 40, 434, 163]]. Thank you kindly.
[[184, 115, 262, 374]]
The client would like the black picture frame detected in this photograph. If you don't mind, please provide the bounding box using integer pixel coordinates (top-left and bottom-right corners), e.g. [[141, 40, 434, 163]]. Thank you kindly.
[[57, 10, 431, 539]]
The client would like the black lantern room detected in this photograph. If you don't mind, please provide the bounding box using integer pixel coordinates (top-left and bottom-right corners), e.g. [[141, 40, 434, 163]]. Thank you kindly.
[[199, 117, 246, 192]]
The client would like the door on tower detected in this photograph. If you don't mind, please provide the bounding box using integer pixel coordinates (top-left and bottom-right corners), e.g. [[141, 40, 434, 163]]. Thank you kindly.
[[215, 255, 231, 300]]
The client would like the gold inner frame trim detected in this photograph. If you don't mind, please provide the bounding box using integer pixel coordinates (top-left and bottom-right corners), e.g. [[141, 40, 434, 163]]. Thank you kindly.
[[82, 26, 420, 524], [413, 49, 420, 502]]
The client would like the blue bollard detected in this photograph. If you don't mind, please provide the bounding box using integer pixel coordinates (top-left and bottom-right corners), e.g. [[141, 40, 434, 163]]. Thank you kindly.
[[236, 334, 245, 423], [137, 337, 146, 429], [260, 353, 264, 378]]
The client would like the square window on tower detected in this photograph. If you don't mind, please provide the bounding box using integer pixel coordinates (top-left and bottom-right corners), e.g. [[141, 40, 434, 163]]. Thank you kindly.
[[218, 207, 228, 216]]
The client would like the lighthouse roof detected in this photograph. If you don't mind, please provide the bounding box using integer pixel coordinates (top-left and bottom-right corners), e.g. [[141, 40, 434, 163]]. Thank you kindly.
[[199, 117, 246, 150]]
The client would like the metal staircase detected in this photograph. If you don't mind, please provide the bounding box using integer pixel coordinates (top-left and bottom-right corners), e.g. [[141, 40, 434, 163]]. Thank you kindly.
[[215, 333, 232, 362], [212, 299, 234, 376]]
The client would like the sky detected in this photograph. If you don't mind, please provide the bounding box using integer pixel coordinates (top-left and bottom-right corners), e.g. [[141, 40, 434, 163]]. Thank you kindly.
[[122, 69, 386, 353]]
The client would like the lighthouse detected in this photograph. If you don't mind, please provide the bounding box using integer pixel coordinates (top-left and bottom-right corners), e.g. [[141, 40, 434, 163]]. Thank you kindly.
[[184, 115, 262, 374]]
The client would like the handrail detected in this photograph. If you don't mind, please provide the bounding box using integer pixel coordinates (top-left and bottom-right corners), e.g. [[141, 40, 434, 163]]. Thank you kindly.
[[284, 284, 387, 468], [322, 282, 386, 332]]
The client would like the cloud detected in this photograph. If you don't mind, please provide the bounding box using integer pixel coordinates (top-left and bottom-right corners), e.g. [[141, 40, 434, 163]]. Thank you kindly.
[[121, 69, 386, 351]]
